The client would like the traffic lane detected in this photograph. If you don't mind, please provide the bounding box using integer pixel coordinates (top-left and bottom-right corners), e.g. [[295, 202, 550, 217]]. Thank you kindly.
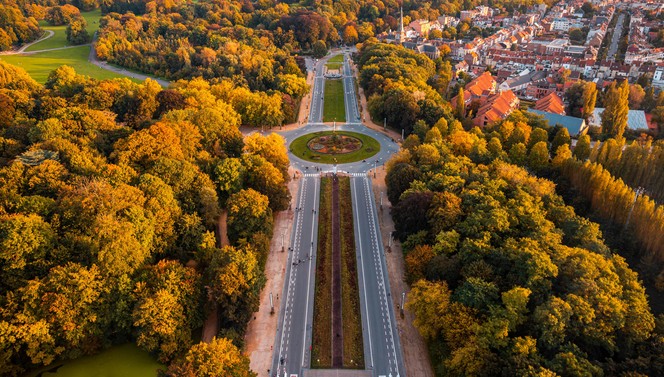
[[273, 177, 310, 376], [273, 177, 320, 376], [351, 177, 402, 377]]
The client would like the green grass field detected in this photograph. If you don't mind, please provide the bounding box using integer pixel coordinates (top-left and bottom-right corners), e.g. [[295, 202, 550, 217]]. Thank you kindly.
[[25, 343, 164, 377], [289, 131, 380, 164], [26, 9, 101, 52], [325, 54, 343, 70], [323, 79, 346, 122], [0, 46, 130, 83]]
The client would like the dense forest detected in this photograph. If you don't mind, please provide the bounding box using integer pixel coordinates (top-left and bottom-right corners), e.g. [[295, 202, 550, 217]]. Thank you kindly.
[[357, 41, 664, 376], [357, 40, 454, 134], [385, 113, 664, 376], [0, 60, 293, 376], [0, 0, 41, 51]]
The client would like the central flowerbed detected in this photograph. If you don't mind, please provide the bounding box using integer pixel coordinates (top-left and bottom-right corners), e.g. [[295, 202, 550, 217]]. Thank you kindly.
[[290, 131, 380, 164], [307, 134, 362, 154]]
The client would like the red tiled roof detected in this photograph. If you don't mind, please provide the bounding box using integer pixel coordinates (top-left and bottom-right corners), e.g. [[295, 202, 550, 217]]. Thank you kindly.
[[474, 90, 520, 126], [534, 92, 565, 115], [465, 71, 496, 97]]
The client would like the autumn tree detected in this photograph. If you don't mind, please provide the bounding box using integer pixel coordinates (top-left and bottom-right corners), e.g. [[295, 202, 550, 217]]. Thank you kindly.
[[566, 81, 597, 120], [133, 260, 203, 362], [573, 134, 591, 161], [551, 127, 571, 153], [601, 80, 630, 138], [226, 189, 273, 242], [66, 18, 90, 45], [163, 338, 255, 377], [456, 87, 465, 119]]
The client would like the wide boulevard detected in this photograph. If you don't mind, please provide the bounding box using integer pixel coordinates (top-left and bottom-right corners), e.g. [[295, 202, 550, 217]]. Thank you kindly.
[[272, 50, 405, 377]]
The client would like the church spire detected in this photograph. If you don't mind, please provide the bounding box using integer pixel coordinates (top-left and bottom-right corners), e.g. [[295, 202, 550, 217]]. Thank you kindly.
[[398, 6, 405, 43]]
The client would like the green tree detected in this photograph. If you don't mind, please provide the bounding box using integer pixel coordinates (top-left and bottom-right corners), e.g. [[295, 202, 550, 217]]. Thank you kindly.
[[573, 134, 591, 161], [312, 40, 328, 58], [226, 189, 273, 242], [386, 162, 421, 205], [551, 127, 571, 154], [406, 279, 451, 340], [528, 128, 549, 151], [528, 141, 550, 172], [509, 143, 528, 166], [65, 18, 90, 45]]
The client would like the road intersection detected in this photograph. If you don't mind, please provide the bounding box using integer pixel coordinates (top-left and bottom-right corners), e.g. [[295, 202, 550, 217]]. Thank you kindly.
[[272, 50, 405, 377]]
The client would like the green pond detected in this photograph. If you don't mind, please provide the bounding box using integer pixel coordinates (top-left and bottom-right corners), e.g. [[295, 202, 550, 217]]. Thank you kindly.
[[24, 343, 164, 377]]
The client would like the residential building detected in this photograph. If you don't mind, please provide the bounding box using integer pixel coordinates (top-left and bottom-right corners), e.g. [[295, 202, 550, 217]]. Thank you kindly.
[[534, 92, 566, 115], [529, 109, 588, 136], [473, 90, 520, 127]]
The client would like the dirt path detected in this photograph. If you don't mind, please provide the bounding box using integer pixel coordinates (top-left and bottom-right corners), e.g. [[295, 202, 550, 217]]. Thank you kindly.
[[201, 211, 231, 343], [331, 176, 343, 368], [370, 169, 435, 377], [244, 167, 301, 375]]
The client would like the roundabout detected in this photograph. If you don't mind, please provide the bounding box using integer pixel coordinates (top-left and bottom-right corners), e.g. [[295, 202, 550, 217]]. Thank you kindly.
[[289, 130, 380, 164]]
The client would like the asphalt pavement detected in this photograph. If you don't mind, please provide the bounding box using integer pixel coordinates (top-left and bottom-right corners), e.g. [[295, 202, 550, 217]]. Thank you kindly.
[[272, 176, 320, 377], [607, 13, 625, 61]]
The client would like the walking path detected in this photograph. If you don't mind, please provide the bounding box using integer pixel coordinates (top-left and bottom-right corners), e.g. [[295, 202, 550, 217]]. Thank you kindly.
[[0, 30, 54, 55], [2, 27, 171, 87], [244, 166, 301, 376], [88, 34, 171, 87]]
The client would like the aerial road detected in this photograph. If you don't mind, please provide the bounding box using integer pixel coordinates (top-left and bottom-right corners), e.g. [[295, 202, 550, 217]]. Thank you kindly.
[[272, 49, 405, 377]]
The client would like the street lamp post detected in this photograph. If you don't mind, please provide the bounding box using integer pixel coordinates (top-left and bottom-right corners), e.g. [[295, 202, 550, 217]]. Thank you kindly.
[[373, 160, 377, 178]]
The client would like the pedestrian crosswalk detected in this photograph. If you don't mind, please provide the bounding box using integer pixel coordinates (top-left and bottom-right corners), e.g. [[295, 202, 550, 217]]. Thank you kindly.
[[301, 172, 368, 178]]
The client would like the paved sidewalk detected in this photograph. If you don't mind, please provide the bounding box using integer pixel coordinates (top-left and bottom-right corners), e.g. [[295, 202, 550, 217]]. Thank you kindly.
[[244, 167, 302, 376]]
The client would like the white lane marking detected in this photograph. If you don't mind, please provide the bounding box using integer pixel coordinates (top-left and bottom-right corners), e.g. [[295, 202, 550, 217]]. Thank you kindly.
[[301, 177, 318, 366], [352, 177, 374, 368], [276, 177, 308, 376]]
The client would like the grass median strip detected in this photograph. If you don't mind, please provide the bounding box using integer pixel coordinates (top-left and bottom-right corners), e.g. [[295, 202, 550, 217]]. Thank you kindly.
[[325, 54, 343, 70], [339, 176, 364, 368], [323, 79, 346, 122], [312, 177, 333, 368], [311, 176, 364, 369]]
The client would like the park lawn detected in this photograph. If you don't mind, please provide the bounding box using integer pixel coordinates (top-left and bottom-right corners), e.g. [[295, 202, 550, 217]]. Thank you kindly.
[[325, 54, 343, 70], [290, 131, 380, 164], [323, 79, 346, 122], [25, 343, 164, 377], [0, 46, 131, 83], [26, 9, 102, 52]]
